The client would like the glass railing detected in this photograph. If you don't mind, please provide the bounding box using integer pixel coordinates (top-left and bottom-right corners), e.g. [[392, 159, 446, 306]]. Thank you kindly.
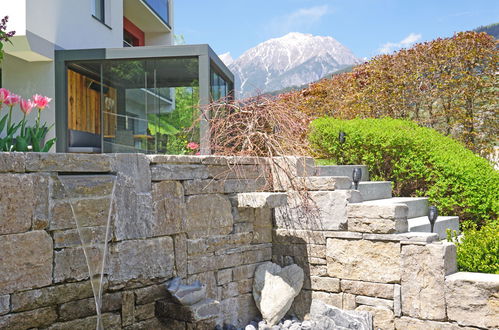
[[143, 0, 169, 26]]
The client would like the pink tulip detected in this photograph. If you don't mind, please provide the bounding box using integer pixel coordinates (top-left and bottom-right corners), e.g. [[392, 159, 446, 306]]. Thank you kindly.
[[20, 98, 34, 115], [0, 88, 10, 104], [4, 93, 20, 107], [32, 94, 52, 110]]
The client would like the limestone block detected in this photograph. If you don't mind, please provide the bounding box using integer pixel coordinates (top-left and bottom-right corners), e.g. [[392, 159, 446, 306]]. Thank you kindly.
[[155, 299, 220, 322], [187, 232, 253, 256], [108, 237, 174, 284], [151, 164, 209, 181], [122, 291, 135, 327], [58, 292, 122, 321], [183, 179, 224, 195], [53, 226, 108, 249], [273, 229, 326, 245], [294, 176, 352, 191], [401, 242, 457, 321], [342, 293, 357, 310], [232, 263, 260, 281], [217, 269, 232, 285], [394, 317, 478, 330], [237, 192, 287, 208], [52, 174, 114, 199], [347, 203, 408, 234], [253, 262, 304, 326], [207, 164, 266, 180], [326, 238, 401, 283], [186, 272, 217, 300], [218, 293, 260, 327], [356, 305, 395, 330], [174, 233, 188, 278], [325, 231, 363, 239], [363, 232, 439, 244], [223, 177, 268, 193], [185, 194, 233, 239], [309, 299, 373, 330], [0, 152, 25, 172], [53, 246, 103, 283], [310, 276, 340, 293], [271, 156, 316, 191], [445, 272, 499, 329], [10, 280, 94, 312], [151, 181, 185, 237], [0, 231, 52, 295], [254, 208, 273, 227], [252, 226, 273, 244], [167, 278, 206, 306], [355, 295, 393, 310], [0, 307, 57, 330], [134, 302, 155, 322], [147, 154, 205, 164], [47, 313, 121, 330], [0, 295, 9, 316], [341, 280, 394, 299], [0, 173, 49, 234], [50, 197, 111, 230], [393, 284, 401, 317], [26, 153, 111, 172], [111, 153, 151, 193], [134, 284, 168, 305]]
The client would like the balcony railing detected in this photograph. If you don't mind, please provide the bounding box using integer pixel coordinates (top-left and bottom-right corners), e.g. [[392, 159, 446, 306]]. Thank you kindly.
[[143, 0, 169, 26]]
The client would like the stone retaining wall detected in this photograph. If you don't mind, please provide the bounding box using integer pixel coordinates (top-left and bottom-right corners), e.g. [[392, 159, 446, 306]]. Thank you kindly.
[[0, 153, 497, 330]]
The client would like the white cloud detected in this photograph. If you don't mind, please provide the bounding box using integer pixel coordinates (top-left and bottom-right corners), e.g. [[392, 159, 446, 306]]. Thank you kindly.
[[269, 5, 332, 35], [379, 33, 422, 54]]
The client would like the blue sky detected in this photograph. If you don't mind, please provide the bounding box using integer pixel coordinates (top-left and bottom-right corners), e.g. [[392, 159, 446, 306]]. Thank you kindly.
[[174, 0, 499, 60]]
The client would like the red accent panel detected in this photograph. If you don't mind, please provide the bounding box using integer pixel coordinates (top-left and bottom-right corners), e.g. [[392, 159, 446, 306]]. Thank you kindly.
[[123, 17, 145, 46]]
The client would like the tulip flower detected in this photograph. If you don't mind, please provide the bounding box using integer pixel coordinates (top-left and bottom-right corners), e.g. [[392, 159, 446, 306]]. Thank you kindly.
[[0, 88, 10, 106], [4, 93, 20, 107], [186, 142, 200, 150], [20, 98, 34, 115], [32, 94, 52, 110]]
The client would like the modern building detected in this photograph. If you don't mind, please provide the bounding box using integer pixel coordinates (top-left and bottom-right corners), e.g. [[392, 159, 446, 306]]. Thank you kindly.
[[1, 0, 233, 154]]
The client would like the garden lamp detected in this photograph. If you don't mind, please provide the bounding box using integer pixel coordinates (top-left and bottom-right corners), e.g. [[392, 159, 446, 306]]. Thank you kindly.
[[339, 131, 346, 144], [428, 206, 438, 233], [352, 167, 362, 190]]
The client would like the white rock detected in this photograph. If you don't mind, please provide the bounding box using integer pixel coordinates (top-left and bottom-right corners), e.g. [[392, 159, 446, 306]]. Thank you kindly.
[[253, 262, 304, 326]]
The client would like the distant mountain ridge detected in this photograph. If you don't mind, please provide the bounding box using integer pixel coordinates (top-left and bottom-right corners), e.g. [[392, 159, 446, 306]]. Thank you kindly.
[[222, 32, 361, 98], [474, 22, 499, 39]]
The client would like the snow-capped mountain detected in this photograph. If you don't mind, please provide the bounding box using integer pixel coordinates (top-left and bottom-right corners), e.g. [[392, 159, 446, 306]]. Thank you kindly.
[[222, 32, 361, 98]]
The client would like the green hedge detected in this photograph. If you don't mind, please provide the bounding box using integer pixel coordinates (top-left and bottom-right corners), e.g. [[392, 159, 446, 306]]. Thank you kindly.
[[448, 221, 499, 274], [309, 117, 499, 224]]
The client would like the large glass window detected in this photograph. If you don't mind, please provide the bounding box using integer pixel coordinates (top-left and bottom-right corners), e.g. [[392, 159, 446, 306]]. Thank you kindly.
[[210, 68, 230, 101], [93, 0, 105, 22], [66, 57, 200, 154], [143, 0, 170, 26]]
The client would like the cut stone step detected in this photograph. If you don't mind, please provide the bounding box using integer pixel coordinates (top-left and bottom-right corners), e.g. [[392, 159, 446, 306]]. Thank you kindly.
[[315, 165, 369, 181], [296, 176, 352, 190], [362, 197, 429, 219], [357, 181, 392, 201], [408, 216, 459, 239]]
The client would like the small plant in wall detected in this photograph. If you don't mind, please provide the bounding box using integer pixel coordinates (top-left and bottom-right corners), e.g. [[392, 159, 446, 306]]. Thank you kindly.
[[0, 88, 55, 152], [0, 15, 16, 64]]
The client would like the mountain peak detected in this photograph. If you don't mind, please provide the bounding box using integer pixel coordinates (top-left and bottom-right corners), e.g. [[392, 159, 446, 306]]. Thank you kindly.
[[228, 33, 360, 98]]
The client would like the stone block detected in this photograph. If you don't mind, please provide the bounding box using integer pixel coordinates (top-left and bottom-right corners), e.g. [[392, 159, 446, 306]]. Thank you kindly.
[[348, 203, 408, 219], [174, 233, 188, 278], [271, 157, 316, 191], [348, 216, 408, 234], [310, 276, 340, 292], [233, 222, 253, 233], [53, 226, 108, 249], [10, 280, 94, 312], [187, 233, 253, 256], [183, 179, 224, 195], [0, 231, 52, 295], [254, 208, 272, 227], [324, 231, 363, 239], [0, 295, 9, 316], [26, 153, 111, 172], [342, 293, 357, 310], [394, 317, 478, 330], [355, 295, 393, 310], [108, 237, 174, 284], [134, 302, 155, 322], [187, 271, 217, 300], [311, 291, 343, 309], [0, 307, 57, 330], [401, 242, 457, 321], [122, 291, 135, 327], [217, 269, 232, 285], [363, 232, 439, 244], [237, 192, 287, 208], [111, 153, 151, 193], [0, 152, 25, 172], [223, 177, 268, 193], [47, 313, 121, 330], [151, 164, 209, 181], [232, 263, 260, 281], [155, 299, 220, 322], [134, 284, 168, 305], [52, 174, 114, 199], [393, 284, 401, 317], [50, 197, 111, 230], [252, 226, 272, 244], [356, 305, 395, 330], [295, 176, 353, 191], [147, 154, 204, 164], [445, 272, 499, 329], [53, 246, 102, 283], [58, 292, 122, 322], [326, 238, 401, 283], [207, 164, 266, 180], [150, 181, 185, 237], [340, 280, 394, 299], [0, 173, 49, 234], [275, 190, 360, 231], [185, 194, 233, 239]]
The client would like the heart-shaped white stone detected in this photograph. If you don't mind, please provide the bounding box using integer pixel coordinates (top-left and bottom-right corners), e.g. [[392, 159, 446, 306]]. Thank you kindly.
[[253, 262, 304, 326]]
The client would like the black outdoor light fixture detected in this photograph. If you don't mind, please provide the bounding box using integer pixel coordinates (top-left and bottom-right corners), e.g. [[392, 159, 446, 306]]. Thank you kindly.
[[339, 131, 346, 144], [352, 167, 362, 190], [428, 205, 438, 233]]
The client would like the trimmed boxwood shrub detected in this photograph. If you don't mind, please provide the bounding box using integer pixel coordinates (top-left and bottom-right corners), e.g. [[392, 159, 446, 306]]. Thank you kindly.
[[447, 221, 499, 274], [309, 117, 499, 224]]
